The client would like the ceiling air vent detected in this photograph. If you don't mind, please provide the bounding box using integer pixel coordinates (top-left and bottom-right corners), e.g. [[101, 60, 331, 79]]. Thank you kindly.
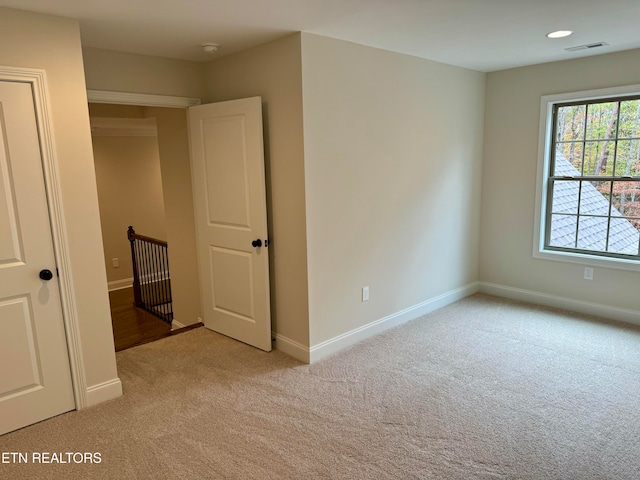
[[565, 42, 609, 52]]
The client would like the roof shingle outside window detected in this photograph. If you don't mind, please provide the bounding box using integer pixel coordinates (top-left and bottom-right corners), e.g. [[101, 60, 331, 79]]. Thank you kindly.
[[550, 152, 639, 254]]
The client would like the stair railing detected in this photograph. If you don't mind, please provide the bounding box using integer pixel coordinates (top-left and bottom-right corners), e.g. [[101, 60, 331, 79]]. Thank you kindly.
[[127, 226, 173, 324]]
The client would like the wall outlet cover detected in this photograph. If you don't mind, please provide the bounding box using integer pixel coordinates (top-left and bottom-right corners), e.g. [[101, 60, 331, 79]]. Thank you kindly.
[[362, 286, 369, 302]]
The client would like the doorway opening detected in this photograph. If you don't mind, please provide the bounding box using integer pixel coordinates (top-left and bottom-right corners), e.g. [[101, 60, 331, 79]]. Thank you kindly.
[[86, 90, 273, 354], [89, 102, 202, 351]]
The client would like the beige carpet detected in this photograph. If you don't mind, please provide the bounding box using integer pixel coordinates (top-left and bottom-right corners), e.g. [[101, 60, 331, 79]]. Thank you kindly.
[[2, 293, 640, 479]]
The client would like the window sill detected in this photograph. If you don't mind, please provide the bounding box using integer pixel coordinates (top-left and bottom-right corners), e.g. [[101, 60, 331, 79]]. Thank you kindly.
[[533, 248, 640, 272]]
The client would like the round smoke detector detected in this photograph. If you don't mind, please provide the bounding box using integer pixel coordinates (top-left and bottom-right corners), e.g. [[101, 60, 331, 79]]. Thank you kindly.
[[201, 43, 219, 54]]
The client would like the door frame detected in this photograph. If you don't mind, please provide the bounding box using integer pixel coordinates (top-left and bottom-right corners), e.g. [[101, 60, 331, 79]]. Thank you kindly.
[[0, 65, 90, 408], [86, 88, 203, 322], [86, 90, 201, 109]]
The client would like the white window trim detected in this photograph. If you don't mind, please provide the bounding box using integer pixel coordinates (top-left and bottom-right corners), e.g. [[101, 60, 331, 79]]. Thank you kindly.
[[533, 83, 640, 272]]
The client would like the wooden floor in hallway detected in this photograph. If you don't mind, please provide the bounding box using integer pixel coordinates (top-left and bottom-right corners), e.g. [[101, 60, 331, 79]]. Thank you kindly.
[[109, 287, 201, 351]]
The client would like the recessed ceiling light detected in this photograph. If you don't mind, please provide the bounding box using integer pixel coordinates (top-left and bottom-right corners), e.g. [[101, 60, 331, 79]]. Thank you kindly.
[[547, 30, 573, 39]]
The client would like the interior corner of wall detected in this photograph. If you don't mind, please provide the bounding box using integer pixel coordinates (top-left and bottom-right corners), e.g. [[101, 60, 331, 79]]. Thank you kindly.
[[85, 377, 122, 408]]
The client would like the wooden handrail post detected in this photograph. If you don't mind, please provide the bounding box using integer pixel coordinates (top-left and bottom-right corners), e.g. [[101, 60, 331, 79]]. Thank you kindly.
[[128, 226, 143, 307]]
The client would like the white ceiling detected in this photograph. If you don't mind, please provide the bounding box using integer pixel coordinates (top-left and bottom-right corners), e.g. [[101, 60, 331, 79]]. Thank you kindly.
[[2, 0, 639, 72]]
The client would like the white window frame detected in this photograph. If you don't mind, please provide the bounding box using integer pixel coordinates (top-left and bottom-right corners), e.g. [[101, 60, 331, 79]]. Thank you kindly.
[[533, 84, 640, 272]]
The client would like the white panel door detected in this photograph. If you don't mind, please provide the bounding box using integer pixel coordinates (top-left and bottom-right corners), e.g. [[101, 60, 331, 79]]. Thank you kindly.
[[189, 97, 271, 351], [0, 81, 74, 435]]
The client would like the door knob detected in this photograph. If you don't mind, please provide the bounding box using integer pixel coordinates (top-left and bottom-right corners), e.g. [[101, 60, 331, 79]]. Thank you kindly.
[[39, 269, 54, 281], [251, 239, 263, 248]]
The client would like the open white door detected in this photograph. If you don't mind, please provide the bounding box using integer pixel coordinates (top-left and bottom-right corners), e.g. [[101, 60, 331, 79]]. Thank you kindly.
[[188, 97, 271, 351], [0, 80, 75, 435]]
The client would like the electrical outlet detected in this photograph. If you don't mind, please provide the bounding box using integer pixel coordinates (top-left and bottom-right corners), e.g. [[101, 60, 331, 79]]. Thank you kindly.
[[362, 286, 369, 302], [584, 267, 593, 280], [112, 258, 119, 268]]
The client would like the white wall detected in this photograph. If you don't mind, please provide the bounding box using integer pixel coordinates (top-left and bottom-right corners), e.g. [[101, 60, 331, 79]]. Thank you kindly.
[[144, 107, 202, 326], [301, 34, 486, 347], [0, 8, 119, 399], [481, 49, 640, 313], [83, 47, 206, 99], [92, 133, 167, 284]]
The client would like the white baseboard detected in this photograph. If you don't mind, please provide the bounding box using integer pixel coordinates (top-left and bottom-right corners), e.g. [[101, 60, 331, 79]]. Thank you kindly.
[[273, 333, 310, 363], [107, 275, 171, 291], [85, 378, 123, 408], [479, 282, 640, 327], [172, 320, 185, 331], [306, 282, 480, 364], [107, 278, 133, 291]]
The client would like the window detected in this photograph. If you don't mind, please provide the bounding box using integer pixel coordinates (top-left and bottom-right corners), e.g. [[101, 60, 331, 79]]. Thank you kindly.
[[535, 86, 640, 269]]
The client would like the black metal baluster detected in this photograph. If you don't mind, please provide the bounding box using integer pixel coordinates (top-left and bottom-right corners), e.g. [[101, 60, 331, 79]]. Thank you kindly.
[[143, 241, 151, 310], [165, 245, 171, 320], [149, 242, 156, 310], [136, 241, 143, 307], [162, 244, 168, 320], [153, 243, 158, 309], [159, 244, 167, 320]]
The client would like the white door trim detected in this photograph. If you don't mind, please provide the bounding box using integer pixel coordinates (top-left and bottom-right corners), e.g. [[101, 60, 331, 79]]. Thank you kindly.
[[0, 65, 88, 409], [87, 90, 201, 108]]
